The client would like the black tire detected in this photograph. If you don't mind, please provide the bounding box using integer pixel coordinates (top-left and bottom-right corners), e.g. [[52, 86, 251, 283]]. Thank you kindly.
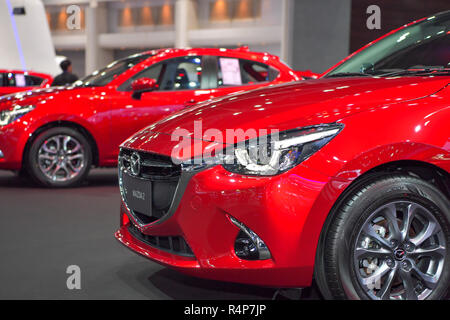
[[315, 175, 450, 300], [25, 127, 92, 187]]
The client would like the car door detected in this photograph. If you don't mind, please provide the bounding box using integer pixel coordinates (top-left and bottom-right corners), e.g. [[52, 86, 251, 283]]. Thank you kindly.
[[109, 55, 216, 156]]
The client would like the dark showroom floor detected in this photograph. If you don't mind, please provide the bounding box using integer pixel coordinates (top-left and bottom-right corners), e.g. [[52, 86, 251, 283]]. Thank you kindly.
[[0, 169, 321, 300]]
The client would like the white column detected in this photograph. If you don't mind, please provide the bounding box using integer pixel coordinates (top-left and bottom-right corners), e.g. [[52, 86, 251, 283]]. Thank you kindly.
[[175, 0, 197, 48], [85, 0, 113, 75], [85, 0, 99, 75], [280, 0, 294, 66]]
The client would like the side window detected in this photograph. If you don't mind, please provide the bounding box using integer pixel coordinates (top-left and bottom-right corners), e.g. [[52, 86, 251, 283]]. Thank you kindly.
[[0, 73, 42, 87], [217, 57, 242, 87], [119, 62, 164, 92], [24, 75, 45, 86], [160, 56, 203, 91], [4, 73, 16, 87], [217, 57, 279, 87]]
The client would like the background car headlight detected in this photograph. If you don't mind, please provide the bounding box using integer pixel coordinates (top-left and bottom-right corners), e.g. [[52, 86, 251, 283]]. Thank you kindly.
[[222, 123, 343, 176], [0, 105, 36, 126]]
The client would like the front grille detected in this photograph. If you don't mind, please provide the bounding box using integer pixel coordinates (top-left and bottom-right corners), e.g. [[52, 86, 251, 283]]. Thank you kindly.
[[120, 148, 181, 181], [119, 148, 182, 225], [128, 223, 195, 257]]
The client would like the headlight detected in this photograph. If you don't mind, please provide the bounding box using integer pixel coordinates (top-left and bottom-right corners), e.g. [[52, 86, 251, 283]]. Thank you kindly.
[[221, 123, 343, 176], [0, 105, 35, 126]]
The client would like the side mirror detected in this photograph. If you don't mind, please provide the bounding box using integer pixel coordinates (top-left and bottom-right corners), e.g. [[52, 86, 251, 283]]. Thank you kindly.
[[360, 63, 374, 74], [131, 78, 157, 100]]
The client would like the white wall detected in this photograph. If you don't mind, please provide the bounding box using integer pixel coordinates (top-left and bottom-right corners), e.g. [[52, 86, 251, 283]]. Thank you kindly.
[[0, 0, 59, 75]]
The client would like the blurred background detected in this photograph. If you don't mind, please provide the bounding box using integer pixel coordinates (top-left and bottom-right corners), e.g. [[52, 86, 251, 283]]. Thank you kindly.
[[41, 0, 448, 77]]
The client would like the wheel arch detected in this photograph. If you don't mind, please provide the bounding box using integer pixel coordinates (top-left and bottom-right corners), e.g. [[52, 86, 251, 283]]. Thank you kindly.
[[313, 159, 450, 297], [22, 120, 100, 170], [313, 159, 450, 299], [323, 160, 450, 234]]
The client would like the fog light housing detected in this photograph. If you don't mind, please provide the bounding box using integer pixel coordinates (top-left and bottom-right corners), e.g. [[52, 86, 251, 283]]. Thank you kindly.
[[227, 215, 271, 260], [0, 150, 3, 159]]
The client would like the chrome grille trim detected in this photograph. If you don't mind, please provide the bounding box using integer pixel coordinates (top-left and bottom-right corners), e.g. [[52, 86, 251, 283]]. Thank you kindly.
[[119, 147, 203, 230]]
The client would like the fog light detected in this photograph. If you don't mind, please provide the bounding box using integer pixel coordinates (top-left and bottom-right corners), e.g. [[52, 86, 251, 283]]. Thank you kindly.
[[0, 150, 3, 159], [228, 215, 271, 260]]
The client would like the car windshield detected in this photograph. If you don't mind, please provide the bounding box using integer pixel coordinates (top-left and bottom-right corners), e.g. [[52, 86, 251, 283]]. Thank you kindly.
[[326, 11, 450, 77], [73, 53, 152, 87]]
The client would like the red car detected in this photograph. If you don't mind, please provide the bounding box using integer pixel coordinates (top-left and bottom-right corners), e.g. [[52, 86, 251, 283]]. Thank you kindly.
[[0, 48, 300, 187], [0, 70, 52, 96], [116, 11, 450, 300]]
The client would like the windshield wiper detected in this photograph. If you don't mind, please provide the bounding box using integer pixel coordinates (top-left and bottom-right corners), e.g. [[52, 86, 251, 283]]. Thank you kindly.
[[326, 72, 372, 78], [378, 67, 450, 77]]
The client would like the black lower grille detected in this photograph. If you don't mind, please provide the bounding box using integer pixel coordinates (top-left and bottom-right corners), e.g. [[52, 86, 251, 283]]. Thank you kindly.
[[128, 223, 195, 258], [119, 148, 181, 225]]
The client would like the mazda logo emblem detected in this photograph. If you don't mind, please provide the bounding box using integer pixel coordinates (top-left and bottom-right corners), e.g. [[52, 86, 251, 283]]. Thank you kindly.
[[394, 248, 406, 261], [130, 152, 141, 176]]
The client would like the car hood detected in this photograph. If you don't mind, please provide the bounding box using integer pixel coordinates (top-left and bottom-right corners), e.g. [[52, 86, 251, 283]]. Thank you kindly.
[[133, 76, 449, 145], [0, 86, 90, 110]]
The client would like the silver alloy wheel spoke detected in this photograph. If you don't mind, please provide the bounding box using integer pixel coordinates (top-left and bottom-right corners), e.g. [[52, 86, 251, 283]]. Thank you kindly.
[[38, 154, 56, 161], [60, 164, 71, 178], [42, 143, 58, 154], [398, 269, 418, 300], [410, 221, 440, 247], [38, 135, 85, 182], [401, 203, 419, 242], [354, 200, 446, 300], [63, 136, 72, 152], [68, 154, 84, 161], [67, 145, 81, 155], [411, 263, 439, 290], [361, 262, 391, 287], [66, 161, 81, 174], [377, 268, 397, 300], [355, 246, 391, 259], [43, 161, 57, 173], [410, 245, 446, 258], [362, 223, 393, 249], [383, 203, 402, 240], [51, 164, 62, 179]]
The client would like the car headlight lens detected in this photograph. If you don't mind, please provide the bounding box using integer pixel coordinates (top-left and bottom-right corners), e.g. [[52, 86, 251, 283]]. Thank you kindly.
[[221, 123, 343, 176], [0, 105, 35, 126]]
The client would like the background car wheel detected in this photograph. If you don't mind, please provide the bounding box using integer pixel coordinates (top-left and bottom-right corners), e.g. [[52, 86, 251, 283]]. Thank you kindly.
[[315, 175, 450, 300], [26, 127, 92, 187]]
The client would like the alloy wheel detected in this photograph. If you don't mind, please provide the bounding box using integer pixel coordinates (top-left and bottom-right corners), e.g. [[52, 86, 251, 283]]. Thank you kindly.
[[37, 135, 86, 182], [353, 201, 447, 300]]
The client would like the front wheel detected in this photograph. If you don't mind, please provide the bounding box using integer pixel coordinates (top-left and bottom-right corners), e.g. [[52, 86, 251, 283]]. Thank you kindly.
[[26, 127, 92, 187], [315, 175, 450, 300]]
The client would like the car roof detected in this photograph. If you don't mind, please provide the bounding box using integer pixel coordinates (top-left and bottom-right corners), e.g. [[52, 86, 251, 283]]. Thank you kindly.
[[0, 69, 52, 78], [139, 47, 279, 61]]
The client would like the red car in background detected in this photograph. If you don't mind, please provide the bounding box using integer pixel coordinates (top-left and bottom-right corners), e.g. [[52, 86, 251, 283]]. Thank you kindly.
[[0, 70, 52, 96], [0, 47, 301, 187], [116, 11, 450, 300]]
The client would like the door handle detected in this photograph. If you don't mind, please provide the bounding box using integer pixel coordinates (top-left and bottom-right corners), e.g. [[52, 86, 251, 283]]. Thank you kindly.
[[185, 99, 197, 104]]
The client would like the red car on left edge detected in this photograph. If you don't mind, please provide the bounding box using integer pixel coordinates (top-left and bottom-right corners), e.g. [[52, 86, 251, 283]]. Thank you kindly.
[[0, 70, 52, 96], [0, 47, 301, 187]]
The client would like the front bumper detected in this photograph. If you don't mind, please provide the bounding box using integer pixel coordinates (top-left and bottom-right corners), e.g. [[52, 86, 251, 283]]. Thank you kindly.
[[0, 119, 31, 170], [116, 159, 335, 288]]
